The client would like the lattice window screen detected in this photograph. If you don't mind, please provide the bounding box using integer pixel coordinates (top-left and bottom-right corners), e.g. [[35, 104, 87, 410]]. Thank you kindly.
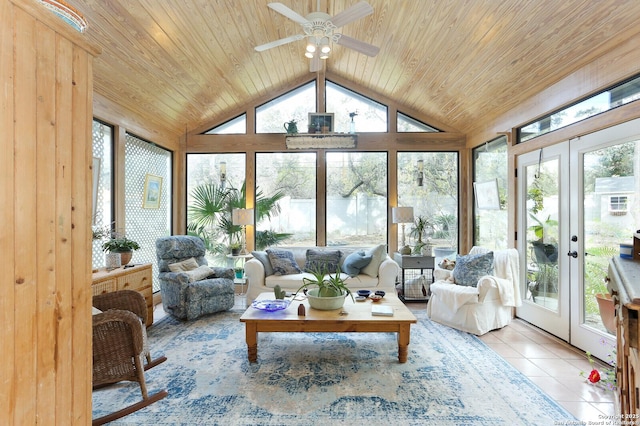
[[124, 134, 172, 292], [91, 120, 112, 269]]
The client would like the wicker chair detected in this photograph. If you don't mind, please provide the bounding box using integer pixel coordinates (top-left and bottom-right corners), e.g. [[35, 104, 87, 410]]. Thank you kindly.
[[92, 290, 167, 426]]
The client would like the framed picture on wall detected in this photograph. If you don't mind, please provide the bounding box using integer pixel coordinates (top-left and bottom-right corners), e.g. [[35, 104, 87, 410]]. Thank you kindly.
[[473, 179, 501, 210], [142, 174, 162, 209], [308, 113, 334, 133]]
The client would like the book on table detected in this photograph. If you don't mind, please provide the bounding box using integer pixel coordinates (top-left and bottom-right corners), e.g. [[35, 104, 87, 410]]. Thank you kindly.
[[371, 305, 393, 316]]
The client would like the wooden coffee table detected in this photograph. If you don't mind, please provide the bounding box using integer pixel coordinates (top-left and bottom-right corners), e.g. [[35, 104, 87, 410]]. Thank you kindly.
[[239, 292, 417, 363]]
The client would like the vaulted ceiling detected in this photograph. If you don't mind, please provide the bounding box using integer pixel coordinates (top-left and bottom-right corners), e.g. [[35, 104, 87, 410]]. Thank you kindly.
[[68, 0, 640, 141]]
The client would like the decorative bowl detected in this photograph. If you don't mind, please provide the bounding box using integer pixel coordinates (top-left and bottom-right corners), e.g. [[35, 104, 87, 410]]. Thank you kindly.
[[251, 299, 291, 312], [307, 289, 347, 310], [369, 294, 383, 302], [357, 290, 371, 297], [355, 295, 367, 302], [375, 290, 386, 297]]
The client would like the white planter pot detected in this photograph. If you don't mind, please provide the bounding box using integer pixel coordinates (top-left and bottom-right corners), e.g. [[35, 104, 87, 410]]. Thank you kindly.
[[307, 289, 347, 310]]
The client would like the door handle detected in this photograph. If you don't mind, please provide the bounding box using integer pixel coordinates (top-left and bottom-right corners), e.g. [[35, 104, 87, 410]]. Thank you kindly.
[[567, 251, 578, 258]]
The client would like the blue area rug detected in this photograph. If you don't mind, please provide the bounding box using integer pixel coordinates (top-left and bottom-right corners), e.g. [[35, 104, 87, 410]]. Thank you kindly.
[[93, 308, 577, 425]]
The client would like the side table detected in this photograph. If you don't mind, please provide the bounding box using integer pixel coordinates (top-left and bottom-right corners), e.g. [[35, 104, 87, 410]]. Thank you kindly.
[[92, 263, 154, 326], [393, 253, 434, 302], [227, 254, 253, 295]]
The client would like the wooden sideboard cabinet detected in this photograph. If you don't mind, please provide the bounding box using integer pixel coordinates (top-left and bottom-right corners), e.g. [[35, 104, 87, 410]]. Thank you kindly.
[[607, 256, 640, 416], [92, 263, 154, 326]]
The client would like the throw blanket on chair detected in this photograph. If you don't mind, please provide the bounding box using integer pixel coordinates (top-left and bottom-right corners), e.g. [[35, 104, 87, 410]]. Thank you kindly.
[[475, 248, 521, 307]]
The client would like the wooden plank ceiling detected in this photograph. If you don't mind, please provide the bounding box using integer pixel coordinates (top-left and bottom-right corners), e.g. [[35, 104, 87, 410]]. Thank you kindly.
[[68, 0, 640, 141]]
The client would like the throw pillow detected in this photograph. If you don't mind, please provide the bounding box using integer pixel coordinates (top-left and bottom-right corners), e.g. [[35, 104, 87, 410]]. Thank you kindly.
[[452, 251, 494, 287], [342, 250, 373, 277], [361, 244, 387, 277], [168, 257, 199, 272], [267, 249, 302, 276], [251, 251, 274, 276], [184, 265, 214, 283], [304, 249, 342, 274]]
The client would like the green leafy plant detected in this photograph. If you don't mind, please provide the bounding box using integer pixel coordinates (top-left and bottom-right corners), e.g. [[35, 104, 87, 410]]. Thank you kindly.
[[187, 182, 291, 256], [295, 265, 354, 301], [102, 236, 140, 253]]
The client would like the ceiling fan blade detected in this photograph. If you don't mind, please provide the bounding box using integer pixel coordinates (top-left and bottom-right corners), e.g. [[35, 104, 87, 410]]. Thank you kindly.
[[335, 34, 379, 57], [310, 55, 321, 73], [330, 1, 373, 28], [255, 34, 304, 52], [268, 3, 309, 25]]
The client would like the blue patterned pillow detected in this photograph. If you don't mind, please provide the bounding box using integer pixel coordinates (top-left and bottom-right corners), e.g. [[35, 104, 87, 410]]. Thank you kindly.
[[342, 250, 373, 277], [304, 249, 342, 274], [266, 249, 302, 276], [452, 251, 494, 287]]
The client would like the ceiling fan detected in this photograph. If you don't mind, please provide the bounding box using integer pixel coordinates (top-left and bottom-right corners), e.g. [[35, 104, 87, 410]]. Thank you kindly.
[[255, 1, 380, 72]]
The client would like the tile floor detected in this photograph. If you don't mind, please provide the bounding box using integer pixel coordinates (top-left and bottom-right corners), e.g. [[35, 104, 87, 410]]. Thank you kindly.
[[153, 296, 616, 423]]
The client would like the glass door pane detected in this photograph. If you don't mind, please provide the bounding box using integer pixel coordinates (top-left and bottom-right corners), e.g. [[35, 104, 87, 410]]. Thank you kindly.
[[517, 143, 570, 341], [525, 159, 560, 311], [582, 141, 637, 335]]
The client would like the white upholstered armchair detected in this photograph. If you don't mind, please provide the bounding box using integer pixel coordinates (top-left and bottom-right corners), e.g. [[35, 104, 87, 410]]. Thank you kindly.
[[426, 246, 520, 335]]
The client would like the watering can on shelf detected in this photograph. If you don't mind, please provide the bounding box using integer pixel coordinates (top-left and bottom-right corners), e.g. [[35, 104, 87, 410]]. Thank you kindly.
[[284, 120, 298, 134]]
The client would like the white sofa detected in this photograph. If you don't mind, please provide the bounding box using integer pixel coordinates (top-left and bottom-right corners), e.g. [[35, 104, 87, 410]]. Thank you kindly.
[[245, 246, 400, 303], [426, 246, 520, 335]]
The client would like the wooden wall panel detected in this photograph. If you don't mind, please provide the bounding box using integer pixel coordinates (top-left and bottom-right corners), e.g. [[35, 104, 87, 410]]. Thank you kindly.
[[0, 0, 16, 422], [35, 19, 57, 423], [2, 1, 100, 425], [54, 33, 75, 425], [13, 7, 38, 424]]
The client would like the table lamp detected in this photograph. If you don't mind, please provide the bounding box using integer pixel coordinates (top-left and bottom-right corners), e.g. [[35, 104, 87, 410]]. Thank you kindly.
[[392, 206, 414, 255], [232, 208, 254, 255]]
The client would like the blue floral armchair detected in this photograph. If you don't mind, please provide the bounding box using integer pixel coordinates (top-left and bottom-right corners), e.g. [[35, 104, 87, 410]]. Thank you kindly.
[[156, 236, 235, 320]]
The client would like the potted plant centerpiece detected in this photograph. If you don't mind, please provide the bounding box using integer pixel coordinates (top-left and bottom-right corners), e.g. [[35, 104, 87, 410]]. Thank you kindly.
[[295, 265, 354, 310], [102, 236, 140, 265]]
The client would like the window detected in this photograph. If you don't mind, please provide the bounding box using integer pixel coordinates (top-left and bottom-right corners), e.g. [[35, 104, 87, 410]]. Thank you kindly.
[[609, 195, 628, 215], [326, 80, 387, 133], [397, 112, 440, 133], [256, 82, 316, 133], [326, 152, 388, 246], [472, 137, 508, 250], [124, 134, 172, 292], [91, 120, 113, 269], [204, 114, 246, 134], [518, 73, 640, 142], [397, 152, 459, 256], [255, 153, 317, 246], [186, 153, 246, 266]]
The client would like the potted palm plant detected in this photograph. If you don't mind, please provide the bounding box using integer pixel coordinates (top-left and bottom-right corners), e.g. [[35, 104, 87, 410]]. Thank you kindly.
[[295, 265, 354, 310], [410, 215, 432, 255]]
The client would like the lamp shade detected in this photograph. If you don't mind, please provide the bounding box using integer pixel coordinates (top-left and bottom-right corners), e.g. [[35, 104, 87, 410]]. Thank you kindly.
[[232, 208, 254, 226], [392, 206, 414, 224]]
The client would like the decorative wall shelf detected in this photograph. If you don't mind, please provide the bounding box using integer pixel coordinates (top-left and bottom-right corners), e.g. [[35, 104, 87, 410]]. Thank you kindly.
[[285, 134, 357, 149]]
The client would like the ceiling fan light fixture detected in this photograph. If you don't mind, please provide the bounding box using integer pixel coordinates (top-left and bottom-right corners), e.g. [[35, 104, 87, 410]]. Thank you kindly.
[[305, 51, 314, 59], [320, 51, 329, 60], [306, 43, 316, 53], [320, 38, 331, 54]]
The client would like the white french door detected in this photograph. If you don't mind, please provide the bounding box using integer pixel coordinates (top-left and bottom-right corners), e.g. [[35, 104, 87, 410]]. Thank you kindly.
[[517, 118, 640, 360], [517, 143, 570, 341]]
